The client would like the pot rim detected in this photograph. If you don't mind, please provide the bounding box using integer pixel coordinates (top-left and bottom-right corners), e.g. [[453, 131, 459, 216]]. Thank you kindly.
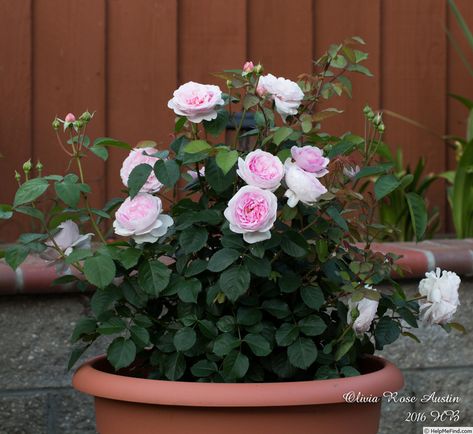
[[72, 354, 404, 407]]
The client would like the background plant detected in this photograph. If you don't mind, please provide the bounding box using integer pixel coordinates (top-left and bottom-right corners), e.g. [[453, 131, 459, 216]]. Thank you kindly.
[[441, 0, 473, 238]]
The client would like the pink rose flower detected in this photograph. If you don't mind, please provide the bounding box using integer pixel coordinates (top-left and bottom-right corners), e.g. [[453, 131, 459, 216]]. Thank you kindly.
[[242, 61, 255, 74], [65, 113, 76, 123], [291, 145, 329, 177], [258, 74, 304, 121], [224, 186, 278, 244], [167, 81, 224, 123], [113, 193, 173, 244], [237, 150, 284, 191], [284, 160, 327, 207], [120, 147, 163, 193]]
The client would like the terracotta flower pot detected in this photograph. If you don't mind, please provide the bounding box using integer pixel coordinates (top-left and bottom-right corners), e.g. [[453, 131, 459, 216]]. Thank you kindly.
[[73, 355, 403, 434]]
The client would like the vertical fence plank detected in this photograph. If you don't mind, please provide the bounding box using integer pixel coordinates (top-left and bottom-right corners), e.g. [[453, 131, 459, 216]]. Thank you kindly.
[[0, 0, 32, 241], [247, 0, 313, 77], [33, 0, 106, 210], [313, 0, 381, 136], [447, 0, 473, 227], [179, 0, 247, 83], [106, 0, 178, 199], [447, 0, 473, 143], [382, 0, 448, 231]]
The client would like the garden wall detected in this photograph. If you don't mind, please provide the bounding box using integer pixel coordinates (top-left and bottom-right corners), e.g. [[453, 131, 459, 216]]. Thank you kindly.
[[2, 0, 473, 240], [0, 279, 471, 434]]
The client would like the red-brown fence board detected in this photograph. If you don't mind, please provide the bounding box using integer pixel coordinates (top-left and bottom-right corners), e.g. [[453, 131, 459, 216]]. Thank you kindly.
[[0, 0, 32, 240], [382, 0, 448, 231], [1, 0, 472, 241], [106, 0, 178, 200], [32, 0, 106, 209]]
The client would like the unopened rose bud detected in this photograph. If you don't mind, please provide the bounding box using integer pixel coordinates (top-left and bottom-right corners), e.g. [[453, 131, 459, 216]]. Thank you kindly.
[[363, 105, 372, 115], [226, 79, 233, 89], [254, 64, 264, 75], [14, 170, 21, 183], [366, 111, 374, 121], [23, 159, 32, 175], [65, 113, 76, 123], [374, 113, 382, 126], [378, 123, 385, 133], [52, 118, 61, 130], [242, 61, 255, 74], [74, 119, 84, 129], [79, 110, 93, 122], [36, 160, 43, 175]]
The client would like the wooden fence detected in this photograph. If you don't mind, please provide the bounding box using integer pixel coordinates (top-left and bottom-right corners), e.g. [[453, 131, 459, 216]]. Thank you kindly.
[[1, 0, 472, 241]]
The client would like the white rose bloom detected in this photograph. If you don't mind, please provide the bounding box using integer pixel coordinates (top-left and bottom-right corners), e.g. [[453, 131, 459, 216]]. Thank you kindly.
[[258, 74, 304, 121], [348, 287, 379, 334], [43, 220, 93, 257], [419, 268, 461, 325], [284, 160, 327, 207]]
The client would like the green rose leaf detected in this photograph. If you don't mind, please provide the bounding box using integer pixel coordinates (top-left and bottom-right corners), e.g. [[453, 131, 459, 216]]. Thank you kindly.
[[275, 323, 299, 347], [127, 163, 152, 198], [164, 352, 186, 380], [298, 315, 327, 336], [215, 149, 238, 175], [14, 178, 49, 207], [281, 231, 308, 258], [190, 359, 218, 377], [203, 110, 229, 136], [173, 327, 196, 352], [154, 159, 180, 187], [223, 351, 249, 380], [184, 140, 211, 154], [130, 325, 150, 348], [71, 317, 96, 343], [273, 127, 293, 146], [208, 248, 240, 272], [287, 337, 317, 369], [244, 334, 271, 356], [261, 299, 291, 319], [107, 337, 136, 370], [4, 244, 29, 270], [93, 137, 132, 150], [375, 317, 401, 350], [219, 264, 251, 302], [300, 286, 325, 310], [177, 278, 202, 303], [213, 333, 240, 357], [138, 260, 172, 297], [83, 255, 116, 289], [179, 226, 208, 254]]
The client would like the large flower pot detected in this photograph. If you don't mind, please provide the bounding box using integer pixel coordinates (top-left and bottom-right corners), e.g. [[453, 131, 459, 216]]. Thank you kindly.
[[73, 355, 403, 434]]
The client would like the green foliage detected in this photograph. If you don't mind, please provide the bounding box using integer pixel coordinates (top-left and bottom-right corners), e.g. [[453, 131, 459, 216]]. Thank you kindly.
[[4, 38, 431, 382], [373, 145, 439, 241]]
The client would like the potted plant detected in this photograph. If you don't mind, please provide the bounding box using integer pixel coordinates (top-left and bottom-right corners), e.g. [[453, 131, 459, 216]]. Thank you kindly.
[[1, 38, 462, 434]]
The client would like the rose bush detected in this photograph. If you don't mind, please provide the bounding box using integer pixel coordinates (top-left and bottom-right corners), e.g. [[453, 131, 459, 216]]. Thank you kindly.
[[1, 37, 463, 382]]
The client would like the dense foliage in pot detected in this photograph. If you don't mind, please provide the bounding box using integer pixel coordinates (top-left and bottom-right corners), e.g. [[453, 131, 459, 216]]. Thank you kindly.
[[0, 37, 462, 383]]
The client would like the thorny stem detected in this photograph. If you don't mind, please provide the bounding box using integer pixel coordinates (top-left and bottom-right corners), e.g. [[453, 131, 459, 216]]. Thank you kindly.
[[74, 151, 107, 244], [233, 108, 247, 149], [55, 131, 74, 157]]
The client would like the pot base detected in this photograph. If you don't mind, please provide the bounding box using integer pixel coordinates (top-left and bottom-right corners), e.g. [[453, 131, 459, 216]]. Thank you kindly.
[[95, 397, 381, 434]]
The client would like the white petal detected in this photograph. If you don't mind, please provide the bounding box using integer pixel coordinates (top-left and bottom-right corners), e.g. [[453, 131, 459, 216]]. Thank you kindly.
[[243, 231, 271, 244]]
